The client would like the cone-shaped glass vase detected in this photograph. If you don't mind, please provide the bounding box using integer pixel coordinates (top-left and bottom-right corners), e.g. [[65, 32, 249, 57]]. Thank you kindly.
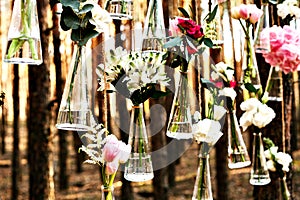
[[192, 142, 213, 200], [142, 0, 166, 53], [241, 31, 262, 100], [254, 0, 270, 53], [227, 110, 251, 169], [105, 0, 133, 20], [56, 44, 96, 131], [266, 66, 283, 102], [249, 132, 271, 185], [4, 0, 42, 65], [279, 176, 291, 200], [124, 104, 154, 182], [101, 185, 115, 200], [166, 70, 193, 140]]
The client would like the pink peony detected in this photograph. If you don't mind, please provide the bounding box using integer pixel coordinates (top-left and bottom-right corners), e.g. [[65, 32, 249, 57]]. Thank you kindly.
[[262, 25, 300, 74]]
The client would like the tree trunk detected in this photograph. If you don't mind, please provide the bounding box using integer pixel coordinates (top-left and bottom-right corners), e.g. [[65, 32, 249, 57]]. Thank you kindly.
[[150, 98, 169, 200], [52, 4, 69, 190], [11, 64, 20, 200], [27, 0, 51, 198]]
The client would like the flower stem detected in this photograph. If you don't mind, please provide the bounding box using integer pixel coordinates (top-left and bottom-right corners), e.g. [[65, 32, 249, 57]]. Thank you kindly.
[[67, 45, 82, 124]]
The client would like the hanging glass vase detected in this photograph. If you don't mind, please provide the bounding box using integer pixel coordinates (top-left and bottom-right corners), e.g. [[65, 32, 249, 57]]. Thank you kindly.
[[204, 0, 223, 48], [227, 110, 251, 169], [192, 142, 213, 200], [279, 176, 291, 200], [56, 44, 96, 131], [265, 66, 283, 102], [101, 185, 115, 200], [166, 69, 193, 140], [124, 104, 154, 182], [249, 132, 271, 185], [105, 0, 133, 20], [254, 0, 270, 53], [4, 0, 42, 65], [142, 0, 166, 53], [241, 30, 262, 100]]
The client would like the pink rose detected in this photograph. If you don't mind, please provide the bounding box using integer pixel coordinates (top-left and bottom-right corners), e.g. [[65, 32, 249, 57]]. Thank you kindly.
[[103, 135, 121, 162], [177, 18, 204, 39], [169, 17, 185, 36]]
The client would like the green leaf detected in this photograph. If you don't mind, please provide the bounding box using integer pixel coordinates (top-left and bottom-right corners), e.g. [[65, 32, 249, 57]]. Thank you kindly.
[[61, 0, 80, 9], [78, 4, 94, 14], [61, 7, 80, 30], [206, 5, 218, 23], [163, 37, 183, 49], [203, 37, 214, 48], [78, 30, 99, 46], [178, 7, 190, 18], [244, 83, 258, 93]]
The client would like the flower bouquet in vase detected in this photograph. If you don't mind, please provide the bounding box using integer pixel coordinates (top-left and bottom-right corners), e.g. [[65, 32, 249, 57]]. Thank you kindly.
[[97, 48, 170, 182], [239, 98, 276, 185], [264, 138, 293, 200], [210, 62, 251, 169], [79, 125, 131, 200], [164, 6, 216, 140], [231, 4, 264, 99]]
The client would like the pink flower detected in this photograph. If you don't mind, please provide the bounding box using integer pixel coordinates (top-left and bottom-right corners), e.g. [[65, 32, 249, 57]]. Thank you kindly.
[[103, 135, 121, 162], [177, 18, 204, 39], [239, 4, 250, 20], [249, 5, 263, 24], [105, 160, 119, 175], [169, 17, 184, 36]]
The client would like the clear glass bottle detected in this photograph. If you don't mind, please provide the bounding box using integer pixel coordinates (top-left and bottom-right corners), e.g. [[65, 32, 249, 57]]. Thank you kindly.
[[142, 0, 166, 53], [4, 0, 42, 65], [166, 70, 193, 140], [56, 44, 96, 131], [249, 132, 271, 185], [279, 176, 291, 200], [241, 29, 262, 100], [101, 185, 115, 200], [105, 0, 133, 20], [192, 142, 213, 200], [124, 104, 154, 182], [227, 110, 251, 169], [265, 66, 283, 102], [254, 0, 270, 53]]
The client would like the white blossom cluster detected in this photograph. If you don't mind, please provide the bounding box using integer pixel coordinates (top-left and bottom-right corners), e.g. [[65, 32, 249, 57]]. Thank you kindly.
[[96, 48, 170, 94], [264, 146, 293, 173], [277, 0, 300, 19], [239, 98, 276, 131]]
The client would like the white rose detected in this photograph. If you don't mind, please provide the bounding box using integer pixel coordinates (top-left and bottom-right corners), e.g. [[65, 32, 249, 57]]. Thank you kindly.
[[240, 98, 260, 111], [275, 152, 293, 172], [252, 104, 276, 128], [89, 3, 112, 33], [213, 105, 227, 121], [239, 110, 255, 131], [218, 87, 237, 101], [193, 119, 223, 145]]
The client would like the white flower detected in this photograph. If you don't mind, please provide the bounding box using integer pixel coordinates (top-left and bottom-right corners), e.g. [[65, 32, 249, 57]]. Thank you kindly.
[[266, 160, 276, 172], [275, 152, 293, 172], [239, 98, 276, 130], [218, 87, 237, 101], [277, 0, 300, 19], [82, 1, 112, 33], [193, 118, 223, 145], [211, 71, 220, 81], [264, 146, 278, 159], [215, 61, 228, 73], [213, 105, 227, 121], [214, 62, 234, 82], [252, 104, 276, 128]]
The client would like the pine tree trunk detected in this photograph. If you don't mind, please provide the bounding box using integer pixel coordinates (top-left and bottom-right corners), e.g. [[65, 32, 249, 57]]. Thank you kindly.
[[27, 1, 51, 198], [52, 5, 69, 190], [12, 64, 20, 200]]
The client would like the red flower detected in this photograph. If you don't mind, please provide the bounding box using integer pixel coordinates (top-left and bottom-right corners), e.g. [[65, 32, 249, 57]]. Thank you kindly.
[[177, 18, 204, 39], [230, 80, 237, 88]]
